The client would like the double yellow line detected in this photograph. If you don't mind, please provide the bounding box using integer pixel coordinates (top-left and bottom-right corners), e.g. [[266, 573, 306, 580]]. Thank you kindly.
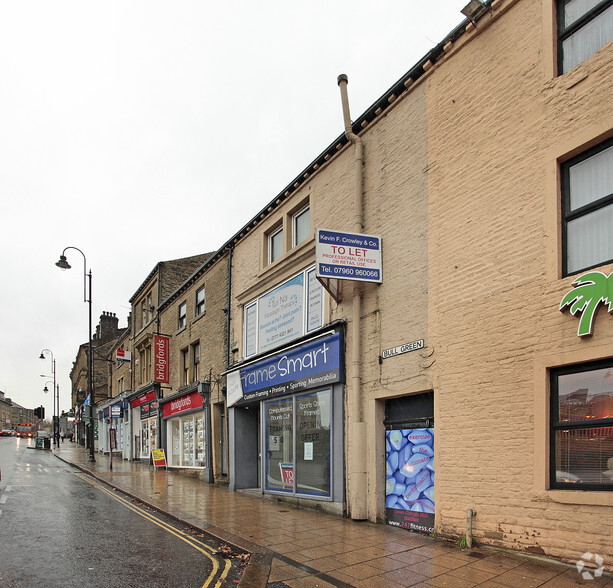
[[76, 474, 232, 588]]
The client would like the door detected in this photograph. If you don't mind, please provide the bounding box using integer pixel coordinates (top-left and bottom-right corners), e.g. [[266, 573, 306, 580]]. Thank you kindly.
[[384, 392, 435, 533]]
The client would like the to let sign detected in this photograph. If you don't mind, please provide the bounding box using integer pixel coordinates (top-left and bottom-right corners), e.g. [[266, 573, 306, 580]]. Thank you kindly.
[[154, 335, 169, 383], [316, 229, 382, 283]]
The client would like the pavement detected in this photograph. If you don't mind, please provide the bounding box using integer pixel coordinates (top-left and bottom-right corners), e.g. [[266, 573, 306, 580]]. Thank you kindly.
[[51, 442, 612, 587]]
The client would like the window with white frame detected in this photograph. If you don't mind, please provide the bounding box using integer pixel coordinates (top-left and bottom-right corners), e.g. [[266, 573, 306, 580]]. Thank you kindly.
[[195, 285, 206, 317], [292, 206, 311, 247], [562, 137, 613, 275], [550, 358, 613, 490], [268, 226, 284, 264], [178, 301, 187, 330], [244, 266, 324, 358], [558, 0, 613, 74]]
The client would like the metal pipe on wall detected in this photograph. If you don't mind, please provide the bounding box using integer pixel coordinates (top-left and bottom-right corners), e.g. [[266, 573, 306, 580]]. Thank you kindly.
[[338, 74, 367, 520]]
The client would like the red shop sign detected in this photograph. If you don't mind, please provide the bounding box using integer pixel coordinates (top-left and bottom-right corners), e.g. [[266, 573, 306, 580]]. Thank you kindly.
[[131, 390, 156, 408], [154, 335, 170, 384], [162, 391, 203, 419]]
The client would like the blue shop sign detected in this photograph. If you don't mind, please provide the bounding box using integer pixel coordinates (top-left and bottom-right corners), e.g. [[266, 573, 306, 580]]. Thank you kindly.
[[231, 332, 342, 405]]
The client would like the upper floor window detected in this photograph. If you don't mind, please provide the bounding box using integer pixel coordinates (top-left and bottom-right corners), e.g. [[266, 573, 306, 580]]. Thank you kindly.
[[192, 342, 200, 381], [293, 206, 311, 246], [562, 137, 613, 275], [558, 0, 613, 74], [269, 226, 284, 264], [550, 359, 613, 490], [140, 345, 152, 384], [195, 286, 206, 317], [178, 302, 187, 330], [181, 348, 189, 386]]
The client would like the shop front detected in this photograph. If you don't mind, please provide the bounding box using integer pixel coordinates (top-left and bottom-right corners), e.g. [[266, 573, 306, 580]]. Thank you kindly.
[[227, 329, 345, 513], [161, 385, 212, 480], [130, 388, 159, 461], [97, 397, 129, 456]]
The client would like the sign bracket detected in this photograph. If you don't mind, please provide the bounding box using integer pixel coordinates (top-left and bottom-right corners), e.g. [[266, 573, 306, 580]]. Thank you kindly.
[[317, 276, 343, 303]]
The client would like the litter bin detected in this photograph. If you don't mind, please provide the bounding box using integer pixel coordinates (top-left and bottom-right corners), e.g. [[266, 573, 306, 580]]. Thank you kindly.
[[44, 438, 51, 449]]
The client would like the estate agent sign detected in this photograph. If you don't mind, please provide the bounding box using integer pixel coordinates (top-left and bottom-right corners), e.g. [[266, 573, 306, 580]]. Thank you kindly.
[[316, 229, 382, 283]]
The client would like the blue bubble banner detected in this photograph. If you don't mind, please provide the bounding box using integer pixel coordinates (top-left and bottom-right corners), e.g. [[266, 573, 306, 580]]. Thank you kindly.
[[385, 427, 435, 533]]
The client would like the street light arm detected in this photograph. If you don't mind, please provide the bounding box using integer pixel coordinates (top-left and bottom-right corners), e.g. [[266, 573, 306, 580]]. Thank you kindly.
[[56, 246, 91, 303]]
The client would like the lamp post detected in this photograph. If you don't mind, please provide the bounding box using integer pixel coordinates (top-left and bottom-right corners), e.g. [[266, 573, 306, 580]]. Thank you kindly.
[[56, 247, 95, 462], [42, 379, 59, 443], [39, 349, 58, 447]]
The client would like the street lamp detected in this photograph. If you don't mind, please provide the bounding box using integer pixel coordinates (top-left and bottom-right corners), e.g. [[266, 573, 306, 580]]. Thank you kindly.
[[56, 246, 95, 462], [39, 349, 58, 447], [42, 379, 60, 443]]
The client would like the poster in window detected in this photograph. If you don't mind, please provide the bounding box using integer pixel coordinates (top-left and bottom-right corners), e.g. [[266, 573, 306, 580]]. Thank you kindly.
[[385, 428, 435, 533], [258, 274, 304, 353]]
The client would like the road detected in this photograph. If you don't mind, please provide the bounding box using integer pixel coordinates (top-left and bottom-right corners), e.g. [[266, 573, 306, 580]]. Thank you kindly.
[[0, 437, 247, 587]]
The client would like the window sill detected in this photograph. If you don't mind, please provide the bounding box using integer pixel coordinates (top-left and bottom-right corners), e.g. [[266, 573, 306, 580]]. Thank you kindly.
[[176, 326, 187, 336], [192, 312, 206, 326], [546, 489, 613, 506]]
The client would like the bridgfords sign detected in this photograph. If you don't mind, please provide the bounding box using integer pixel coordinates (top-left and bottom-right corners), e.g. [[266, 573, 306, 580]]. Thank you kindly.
[[162, 390, 203, 418], [154, 335, 169, 383]]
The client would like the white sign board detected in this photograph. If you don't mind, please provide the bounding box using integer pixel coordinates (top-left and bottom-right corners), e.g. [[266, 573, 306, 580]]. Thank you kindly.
[[381, 339, 424, 359], [316, 229, 382, 283]]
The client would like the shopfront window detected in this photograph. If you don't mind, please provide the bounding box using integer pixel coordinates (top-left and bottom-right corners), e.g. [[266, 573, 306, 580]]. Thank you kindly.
[[182, 418, 194, 466], [264, 390, 331, 497], [171, 420, 180, 466], [265, 398, 293, 492], [168, 413, 206, 468], [551, 359, 613, 489], [296, 391, 331, 496]]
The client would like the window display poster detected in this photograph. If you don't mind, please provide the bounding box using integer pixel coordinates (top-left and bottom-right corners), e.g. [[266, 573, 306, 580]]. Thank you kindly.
[[385, 428, 435, 533], [258, 274, 304, 353]]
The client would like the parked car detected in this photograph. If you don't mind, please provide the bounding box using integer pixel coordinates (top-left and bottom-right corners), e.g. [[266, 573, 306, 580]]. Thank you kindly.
[[1, 429, 14, 436], [36, 431, 50, 439]]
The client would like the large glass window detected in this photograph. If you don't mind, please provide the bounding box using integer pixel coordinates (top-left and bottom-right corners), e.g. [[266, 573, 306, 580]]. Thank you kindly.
[[169, 413, 207, 468], [264, 390, 331, 497], [296, 391, 331, 496], [265, 398, 294, 492], [562, 138, 613, 275], [558, 0, 613, 73], [551, 359, 613, 489]]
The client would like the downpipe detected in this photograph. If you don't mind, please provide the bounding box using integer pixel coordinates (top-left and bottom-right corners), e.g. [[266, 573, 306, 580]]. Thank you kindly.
[[338, 74, 367, 520]]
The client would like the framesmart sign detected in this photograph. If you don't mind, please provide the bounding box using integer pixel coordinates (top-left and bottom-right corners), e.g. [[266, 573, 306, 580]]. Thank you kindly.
[[316, 229, 382, 283], [227, 332, 342, 406]]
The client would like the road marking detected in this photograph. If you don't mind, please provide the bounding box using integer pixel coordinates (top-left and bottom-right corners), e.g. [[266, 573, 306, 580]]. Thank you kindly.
[[75, 474, 232, 587], [0, 495, 7, 504]]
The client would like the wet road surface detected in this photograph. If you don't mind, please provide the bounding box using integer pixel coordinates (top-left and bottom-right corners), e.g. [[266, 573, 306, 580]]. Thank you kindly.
[[0, 438, 248, 587]]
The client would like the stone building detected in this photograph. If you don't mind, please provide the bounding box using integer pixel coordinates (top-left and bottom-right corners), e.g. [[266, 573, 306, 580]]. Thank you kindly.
[[220, 0, 612, 567], [0, 391, 13, 429], [157, 250, 230, 482], [127, 253, 212, 461], [70, 311, 126, 446]]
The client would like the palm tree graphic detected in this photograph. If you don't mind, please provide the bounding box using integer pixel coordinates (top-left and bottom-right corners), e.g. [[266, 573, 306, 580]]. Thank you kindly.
[[559, 271, 613, 336]]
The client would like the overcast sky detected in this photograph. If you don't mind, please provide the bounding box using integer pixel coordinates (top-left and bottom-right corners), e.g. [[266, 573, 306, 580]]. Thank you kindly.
[[0, 0, 468, 420]]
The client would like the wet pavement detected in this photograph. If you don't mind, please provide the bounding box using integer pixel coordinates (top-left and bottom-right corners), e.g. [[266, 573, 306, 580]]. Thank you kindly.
[[52, 443, 612, 587]]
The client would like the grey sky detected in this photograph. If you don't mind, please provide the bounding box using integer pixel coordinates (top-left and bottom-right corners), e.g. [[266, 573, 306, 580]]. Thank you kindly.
[[0, 0, 468, 419]]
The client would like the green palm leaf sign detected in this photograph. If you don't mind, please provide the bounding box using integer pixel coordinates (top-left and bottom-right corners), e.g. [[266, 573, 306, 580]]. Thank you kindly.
[[559, 271, 613, 337]]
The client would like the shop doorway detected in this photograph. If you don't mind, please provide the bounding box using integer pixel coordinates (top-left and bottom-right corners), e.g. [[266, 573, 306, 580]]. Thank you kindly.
[[231, 405, 259, 489], [384, 392, 434, 533]]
